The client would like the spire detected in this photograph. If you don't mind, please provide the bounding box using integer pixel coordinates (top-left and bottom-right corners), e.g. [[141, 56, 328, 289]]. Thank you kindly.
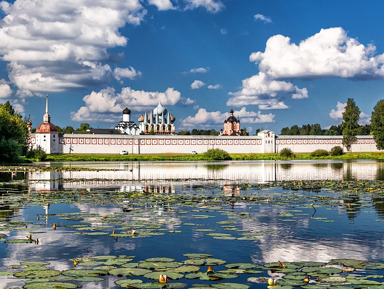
[[43, 95, 50, 123]]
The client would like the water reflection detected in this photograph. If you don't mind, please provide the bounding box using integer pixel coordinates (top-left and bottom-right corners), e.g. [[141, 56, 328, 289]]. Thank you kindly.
[[3, 160, 384, 288]]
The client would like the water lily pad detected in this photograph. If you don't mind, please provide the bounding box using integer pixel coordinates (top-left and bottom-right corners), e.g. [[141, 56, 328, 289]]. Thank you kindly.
[[172, 265, 200, 273], [115, 279, 143, 288], [23, 281, 78, 288], [144, 271, 184, 280], [211, 283, 249, 288], [183, 253, 212, 259], [14, 269, 61, 279], [62, 269, 107, 277]]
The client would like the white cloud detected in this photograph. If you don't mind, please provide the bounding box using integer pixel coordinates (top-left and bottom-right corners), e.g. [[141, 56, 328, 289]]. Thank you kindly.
[[228, 72, 306, 109], [329, 101, 346, 119], [191, 80, 206, 89], [184, 0, 224, 13], [72, 86, 181, 122], [220, 28, 227, 35], [0, 81, 12, 98], [114, 67, 142, 81], [182, 107, 275, 127], [208, 84, 221, 90], [329, 101, 370, 125], [0, 0, 147, 93], [188, 67, 209, 74], [254, 14, 272, 24], [180, 97, 196, 106], [148, 0, 174, 10], [182, 108, 226, 127], [250, 27, 383, 79]]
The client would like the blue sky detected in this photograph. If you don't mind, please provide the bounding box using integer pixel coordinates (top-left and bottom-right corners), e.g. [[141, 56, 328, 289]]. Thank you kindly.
[[1, 0, 384, 134]]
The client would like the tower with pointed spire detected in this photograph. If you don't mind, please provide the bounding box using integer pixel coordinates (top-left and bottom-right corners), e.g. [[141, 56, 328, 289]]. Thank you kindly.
[[138, 102, 175, 134], [34, 96, 60, 153]]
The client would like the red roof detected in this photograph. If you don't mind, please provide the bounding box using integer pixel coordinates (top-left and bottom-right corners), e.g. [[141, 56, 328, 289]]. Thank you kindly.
[[36, 122, 58, 133]]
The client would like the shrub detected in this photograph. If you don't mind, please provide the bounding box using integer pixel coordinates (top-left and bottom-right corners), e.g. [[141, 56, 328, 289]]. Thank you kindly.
[[26, 149, 47, 161], [330, 146, 344, 156], [280, 148, 294, 158], [310, 149, 329, 157], [202, 148, 231, 160]]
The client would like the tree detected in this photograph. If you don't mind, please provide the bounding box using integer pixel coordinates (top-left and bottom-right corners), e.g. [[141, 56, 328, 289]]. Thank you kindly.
[[309, 123, 322, 135], [290, 125, 300, 135], [371, 99, 384, 150], [0, 102, 28, 163], [77, 123, 90, 132], [341, 98, 360, 151]]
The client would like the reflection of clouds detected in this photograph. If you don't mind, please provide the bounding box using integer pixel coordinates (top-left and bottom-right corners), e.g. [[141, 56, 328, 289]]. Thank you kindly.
[[238, 204, 383, 264], [75, 204, 121, 216], [254, 239, 382, 263]]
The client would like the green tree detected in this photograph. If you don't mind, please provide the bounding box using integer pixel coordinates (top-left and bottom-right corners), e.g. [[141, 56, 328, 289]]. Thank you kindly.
[[371, 99, 384, 150], [290, 125, 300, 135], [64, 126, 74, 134], [300, 124, 311, 135], [309, 123, 322, 135], [77, 123, 90, 132], [341, 98, 360, 151], [178, 130, 191, 135], [0, 102, 28, 163], [240, 128, 248, 136], [281, 127, 290, 135]]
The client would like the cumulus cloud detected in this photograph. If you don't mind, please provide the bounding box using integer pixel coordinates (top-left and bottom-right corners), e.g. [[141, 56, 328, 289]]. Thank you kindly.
[[0, 0, 148, 93], [0, 81, 12, 98], [180, 97, 196, 106], [188, 67, 209, 74], [182, 107, 275, 127], [114, 67, 142, 81], [254, 14, 272, 24], [208, 84, 221, 90], [329, 101, 346, 119], [191, 80, 206, 89], [184, 0, 224, 13], [149, 0, 174, 10], [228, 72, 307, 109], [250, 27, 383, 79], [329, 101, 370, 125], [232, 27, 384, 112], [72, 86, 181, 122]]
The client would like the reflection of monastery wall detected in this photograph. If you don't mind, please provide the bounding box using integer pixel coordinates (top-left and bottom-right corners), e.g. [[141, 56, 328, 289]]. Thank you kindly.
[[28, 161, 383, 192], [30, 132, 379, 154]]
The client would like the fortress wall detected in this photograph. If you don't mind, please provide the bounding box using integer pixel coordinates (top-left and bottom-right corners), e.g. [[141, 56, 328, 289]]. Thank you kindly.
[[276, 135, 379, 153], [57, 135, 265, 154], [30, 133, 380, 154]]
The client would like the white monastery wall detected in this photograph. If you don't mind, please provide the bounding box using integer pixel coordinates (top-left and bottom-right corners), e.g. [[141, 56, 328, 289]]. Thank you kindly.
[[30, 132, 380, 154], [276, 135, 379, 153]]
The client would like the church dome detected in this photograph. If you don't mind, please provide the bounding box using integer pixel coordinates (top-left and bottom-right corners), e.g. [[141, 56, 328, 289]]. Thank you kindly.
[[36, 122, 58, 133], [138, 114, 144, 122], [153, 103, 167, 115], [123, 107, 131, 114], [170, 114, 175, 122]]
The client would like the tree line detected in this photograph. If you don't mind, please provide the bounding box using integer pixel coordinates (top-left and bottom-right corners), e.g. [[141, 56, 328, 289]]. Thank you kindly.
[[279, 98, 384, 151]]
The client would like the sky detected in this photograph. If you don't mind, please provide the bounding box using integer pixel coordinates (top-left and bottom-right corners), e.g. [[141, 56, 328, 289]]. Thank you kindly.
[[1, 0, 384, 134]]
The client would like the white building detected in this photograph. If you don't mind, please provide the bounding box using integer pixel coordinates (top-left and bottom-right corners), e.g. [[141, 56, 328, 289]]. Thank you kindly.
[[138, 102, 175, 134], [114, 107, 140, 135]]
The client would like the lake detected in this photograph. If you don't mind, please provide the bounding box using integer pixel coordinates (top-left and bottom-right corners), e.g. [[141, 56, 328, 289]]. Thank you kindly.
[[1, 160, 384, 288]]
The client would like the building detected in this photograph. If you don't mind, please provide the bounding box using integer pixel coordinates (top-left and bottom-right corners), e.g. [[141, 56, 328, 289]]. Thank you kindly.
[[220, 108, 241, 136], [32, 96, 60, 153], [114, 107, 140, 135], [29, 99, 380, 155], [138, 102, 175, 134]]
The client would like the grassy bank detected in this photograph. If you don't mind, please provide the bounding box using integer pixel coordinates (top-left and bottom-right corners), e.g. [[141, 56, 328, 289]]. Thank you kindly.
[[44, 152, 384, 162]]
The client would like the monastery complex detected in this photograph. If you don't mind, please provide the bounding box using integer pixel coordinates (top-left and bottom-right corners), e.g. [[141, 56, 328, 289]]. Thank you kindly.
[[29, 98, 380, 154]]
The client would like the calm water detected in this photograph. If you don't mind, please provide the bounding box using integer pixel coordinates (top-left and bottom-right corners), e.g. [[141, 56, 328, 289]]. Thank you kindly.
[[1, 160, 384, 288]]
